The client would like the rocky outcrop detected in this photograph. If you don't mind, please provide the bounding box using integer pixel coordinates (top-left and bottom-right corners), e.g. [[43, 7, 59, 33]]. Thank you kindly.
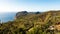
[[16, 11, 28, 18], [16, 11, 41, 18]]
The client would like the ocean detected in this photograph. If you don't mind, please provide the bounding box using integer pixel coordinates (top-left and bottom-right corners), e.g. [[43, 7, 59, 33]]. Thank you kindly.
[[0, 12, 16, 23]]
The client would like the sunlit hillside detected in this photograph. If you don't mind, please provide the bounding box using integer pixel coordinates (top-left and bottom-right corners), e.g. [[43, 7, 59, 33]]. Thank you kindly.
[[0, 11, 60, 34]]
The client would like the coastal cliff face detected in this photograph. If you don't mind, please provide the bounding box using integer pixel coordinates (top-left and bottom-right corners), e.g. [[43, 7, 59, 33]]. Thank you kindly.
[[16, 11, 28, 18], [16, 11, 40, 18], [0, 11, 60, 34]]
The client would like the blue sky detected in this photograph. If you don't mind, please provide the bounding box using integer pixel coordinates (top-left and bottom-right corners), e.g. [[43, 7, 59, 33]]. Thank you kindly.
[[0, 0, 60, 12]]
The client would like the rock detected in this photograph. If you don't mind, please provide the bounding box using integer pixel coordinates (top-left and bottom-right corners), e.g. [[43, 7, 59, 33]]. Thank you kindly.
[[16, 11, 41, 18], [16, 11, 28, 18], [35, 12, 40, 14]]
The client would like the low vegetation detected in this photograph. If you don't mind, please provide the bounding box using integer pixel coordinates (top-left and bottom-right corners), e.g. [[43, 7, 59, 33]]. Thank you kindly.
[[0, 11, 60, 34]]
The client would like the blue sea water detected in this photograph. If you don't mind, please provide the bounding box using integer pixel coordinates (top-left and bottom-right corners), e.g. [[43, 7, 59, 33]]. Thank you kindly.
[[0, 12, 16, 23]]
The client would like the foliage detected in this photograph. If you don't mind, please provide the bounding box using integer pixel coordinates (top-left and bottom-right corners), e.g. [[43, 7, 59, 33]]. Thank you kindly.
[[0, 11, 60, 34]]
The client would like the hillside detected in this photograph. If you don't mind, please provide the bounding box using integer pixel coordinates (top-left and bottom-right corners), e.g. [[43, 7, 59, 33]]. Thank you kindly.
[[0, 11, 60, 34]]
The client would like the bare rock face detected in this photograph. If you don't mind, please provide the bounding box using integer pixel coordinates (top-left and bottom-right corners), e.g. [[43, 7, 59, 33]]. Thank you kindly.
[[35, 12, 40, 14], [16, 11, 41, 18], [16, 11, 28, 18]]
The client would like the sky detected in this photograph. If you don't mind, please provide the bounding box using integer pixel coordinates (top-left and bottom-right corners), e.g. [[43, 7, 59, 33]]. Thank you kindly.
[[0, 0, 60, 12]]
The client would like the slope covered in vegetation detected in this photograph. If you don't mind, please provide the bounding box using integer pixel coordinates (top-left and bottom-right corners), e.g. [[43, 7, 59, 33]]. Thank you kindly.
[[0, 11, 60, 34]]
